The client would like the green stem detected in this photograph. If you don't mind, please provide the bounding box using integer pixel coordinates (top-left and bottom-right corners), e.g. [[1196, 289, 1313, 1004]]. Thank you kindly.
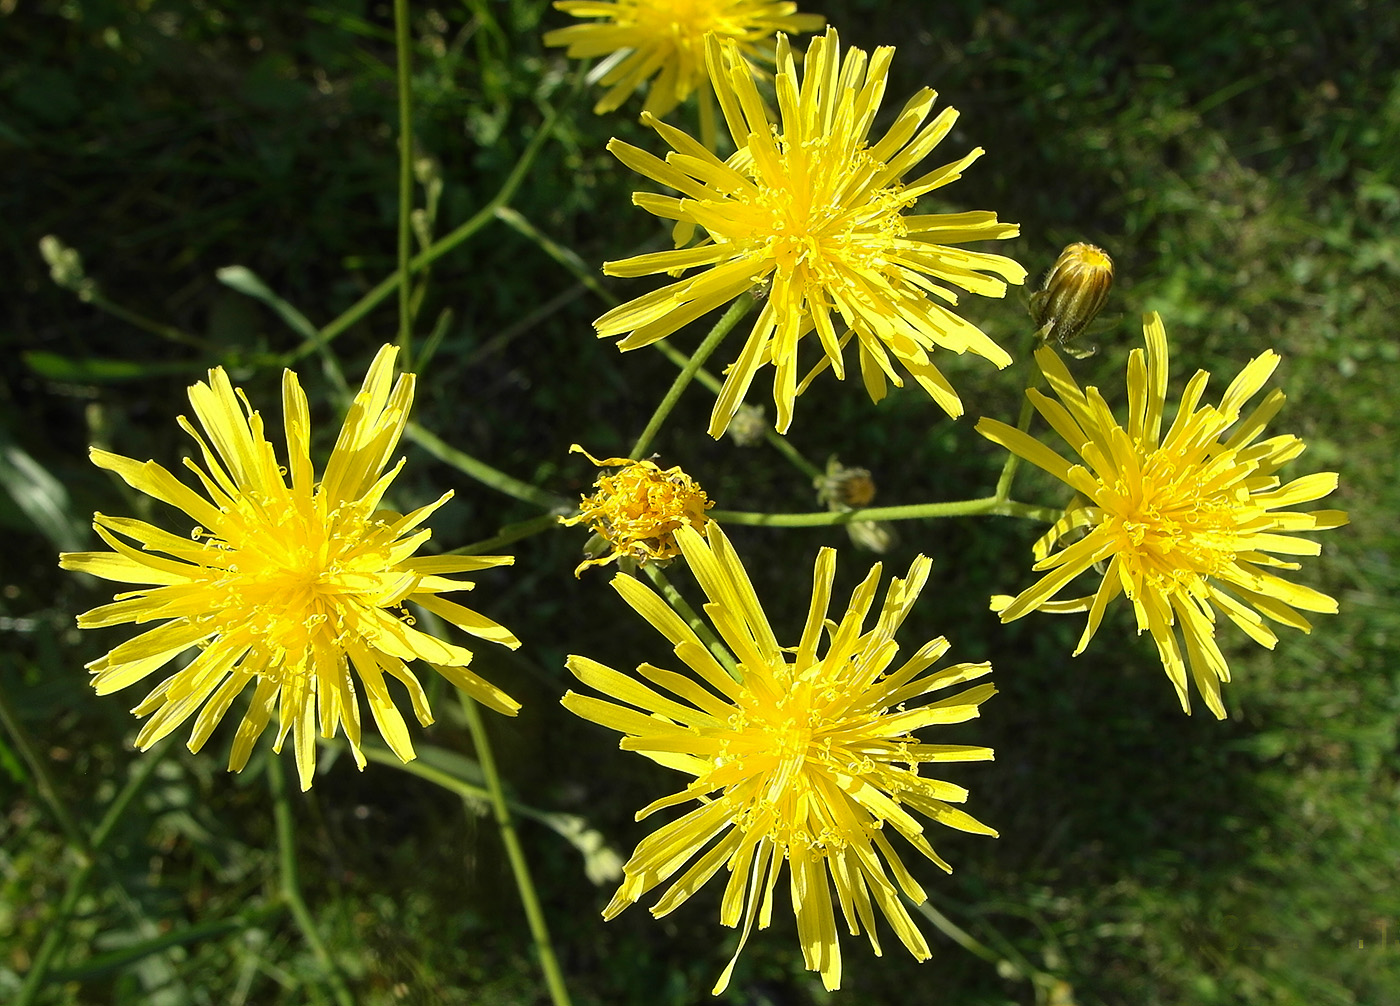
[[15, 738, 173, 1006], [88, 292, 217, 352], [356, 739, 559, 834], [651, 338, 822, 479], [287, 70, 583, 364], [268, 758, 355, 1006], [460, 694, 573, 1006], [993, 330, 1048, 502], [914, 899, 1060, 994], [763, 428, 823, 481], [711, 498, 1060, 527], [993, 394, 1036, 502], [0, 681, 87, 855], [642, 564, 740, 682], [915, 899, 1002, 965], [393, 0, 415, 359], [1, 692, 193, 997], [629, 295, 754, 458], [494, 209, 819, 481], [405, 420, 569, 511], [451, 513, 564, 556]]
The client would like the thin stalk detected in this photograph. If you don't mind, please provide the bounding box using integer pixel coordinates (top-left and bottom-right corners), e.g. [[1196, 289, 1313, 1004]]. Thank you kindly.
[[355, 738, 562, 834], [494, 206, 820, 483], [88, 292, 218, 352], [915, 899, 1002, 965], [393, 0, 415, 358], [711, 498, 1060, 527], [642, 564, 740, 682], [993, 394, 1036, 502], [629, 296, 753, 458], [0, 681, 87, 855], [268, 758, 355, 1006], [651, 338, 823, 480], [450, 513, 564, 556], [288, 67, 584, 364], [914, 899, 1060, 995], [405, 420, 569, 511], [762, 427, 823, 481], [460, 693, 573, 1006], [993, 329, 1049, 501], [15, 738, 173, 1006]]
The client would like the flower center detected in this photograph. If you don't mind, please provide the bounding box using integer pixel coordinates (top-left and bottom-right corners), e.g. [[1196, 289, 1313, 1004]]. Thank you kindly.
[[718, 673, 861, 853], [740, 137, 908, 290], [194, 492, 398, 674], [1099, 450, 1240, 590], [629, 0, 728, 42]]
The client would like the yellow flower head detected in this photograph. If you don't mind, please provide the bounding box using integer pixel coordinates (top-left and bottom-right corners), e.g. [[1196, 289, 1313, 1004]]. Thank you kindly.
[[544, 0, 824, 118], [595, 27, 1027, 438], [59, 347, 521, 791], [560, 444, 712, 574], [563, 523, 997, 992], [1030, 241, 1115, 355], [977, 313, 1348, 717]]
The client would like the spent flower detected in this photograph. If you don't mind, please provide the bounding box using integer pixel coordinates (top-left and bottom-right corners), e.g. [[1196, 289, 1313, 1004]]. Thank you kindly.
[[59, 347, 521, 790], [560, 444, 713, 574], [595, 27, 1027, 437], [977, 313, 1347, 716], [563, 523, 997, 991]]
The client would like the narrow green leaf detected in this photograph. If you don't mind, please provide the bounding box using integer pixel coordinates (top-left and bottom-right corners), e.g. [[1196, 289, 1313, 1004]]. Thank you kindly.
[[216, 265, 320, 341], [0, 434, 87, 551]]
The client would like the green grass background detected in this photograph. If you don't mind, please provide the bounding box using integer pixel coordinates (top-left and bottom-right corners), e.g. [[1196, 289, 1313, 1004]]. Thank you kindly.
[[2, 1, 1397, 1004]]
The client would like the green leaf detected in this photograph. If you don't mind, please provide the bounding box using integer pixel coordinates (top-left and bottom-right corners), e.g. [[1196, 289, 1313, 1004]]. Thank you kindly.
[[0, 433, 87, 551], [22, 352, 199, 382], [216, 266, 320, 342]]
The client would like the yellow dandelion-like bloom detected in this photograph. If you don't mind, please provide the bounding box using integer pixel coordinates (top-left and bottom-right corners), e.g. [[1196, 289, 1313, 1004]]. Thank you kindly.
[[563, 523, 997, 992], [559, 444, 712, 574], [58, 347, 521, 791], [977, 313, 1348, 717], [595, 27, 1027, 438], [543, 0, 824, 119]]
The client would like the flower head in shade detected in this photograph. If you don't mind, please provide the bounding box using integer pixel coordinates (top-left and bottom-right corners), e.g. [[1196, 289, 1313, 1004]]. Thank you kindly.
[[563, 523, 997, 992], [977, 313, 1348, 717], [544, 0, 824, 119], [59, 347, 521, 790], [595, 27, 1027, 438], [559, 444, 712, 575]]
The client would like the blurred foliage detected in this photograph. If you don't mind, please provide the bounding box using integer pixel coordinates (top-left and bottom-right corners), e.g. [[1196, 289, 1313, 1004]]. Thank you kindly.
[[2, 1, 1398, 1004]]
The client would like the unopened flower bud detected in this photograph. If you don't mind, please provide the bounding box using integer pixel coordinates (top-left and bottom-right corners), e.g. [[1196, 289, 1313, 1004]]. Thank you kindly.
[[39, 235, 96, 301], [1030, 242, 1113, 357]]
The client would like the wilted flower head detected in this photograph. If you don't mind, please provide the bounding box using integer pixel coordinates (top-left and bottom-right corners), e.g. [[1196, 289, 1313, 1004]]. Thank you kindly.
[[560, 444, 712, 574], [59, 347, 521, 790], [543, 0, 824, 119], [1030, 241, 1114, 356], [977, 313, 1347, 716], [595, 27, 1027, 437], [725, 402, 769, 447], [815, 456, 877, 508], [564, 523, 997, 992]]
